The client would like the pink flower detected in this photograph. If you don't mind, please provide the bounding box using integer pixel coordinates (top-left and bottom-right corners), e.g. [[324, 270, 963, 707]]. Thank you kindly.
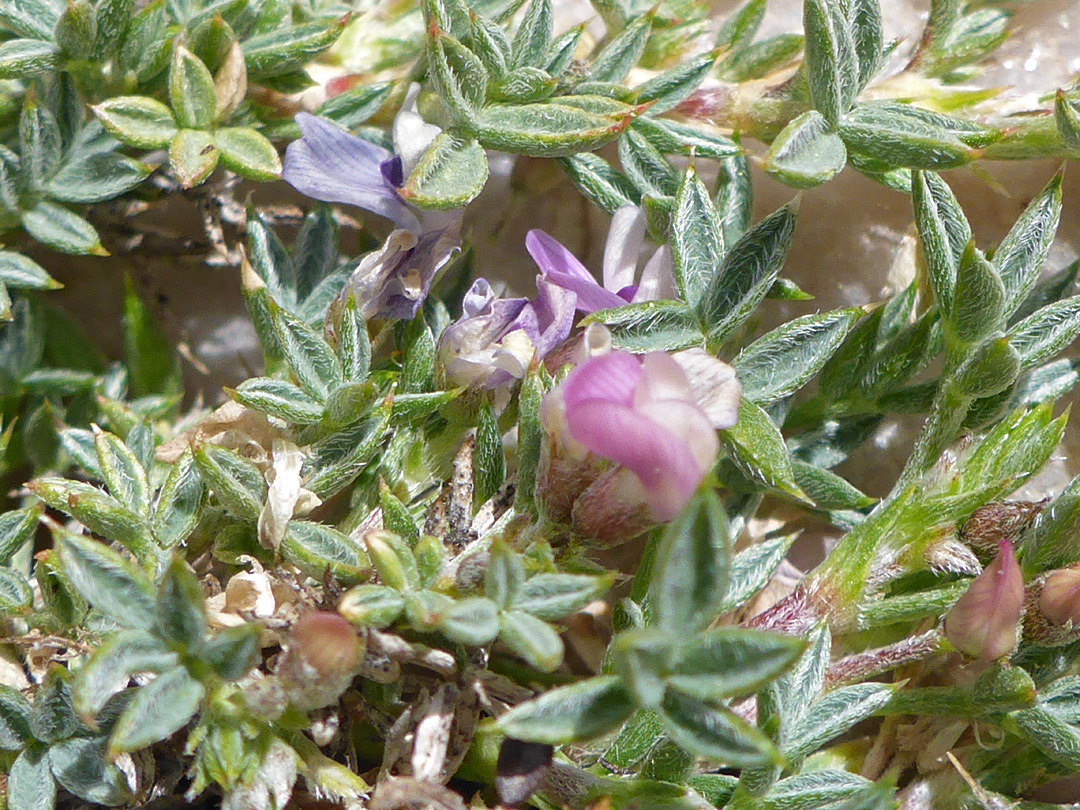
[[944, 539, 1025, 661], [537, 346, 739, 544]]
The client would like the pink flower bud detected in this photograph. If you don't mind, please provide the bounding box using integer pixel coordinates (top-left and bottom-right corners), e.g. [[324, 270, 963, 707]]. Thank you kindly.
[[537, 348, 737, 545], [944, 540, 1025, 661], [1039, 566, 1080, 627], [279, 612, 364, 710]]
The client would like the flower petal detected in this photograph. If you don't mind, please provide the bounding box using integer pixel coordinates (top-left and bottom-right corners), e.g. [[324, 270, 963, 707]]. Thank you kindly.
[[603, 205, 647, 293], [284, 113, 418, 231], [560, 350, 642, 411], [672, 349, 742, 430], [565, 400, 705, 520], [508, 276, 576, 359], [393, 83, 443, 177], [636, 352, 693, 405], [527, 230, 626, 313], [633, 245, 678, 302]]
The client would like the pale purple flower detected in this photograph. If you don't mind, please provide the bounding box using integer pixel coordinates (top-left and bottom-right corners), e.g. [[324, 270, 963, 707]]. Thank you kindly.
[[438, 277, 575, 390], [526, 205, 677, 315], [944, 539, 1025, 661], [283, 85, 462, 321], [537, 344, 739, 544]]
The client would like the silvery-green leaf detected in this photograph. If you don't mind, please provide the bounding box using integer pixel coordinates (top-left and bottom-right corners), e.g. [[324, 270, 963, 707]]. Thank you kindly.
[[912, 170, 970, 313], [270, 298, 343, 401], [401, 131, 488, 209], [764, 110, 847, 189], [317, 82, 393, 129], [0, 567, 32, 613], [783, 684, 901, 770], [1011, 259, 1078, 325], [949, 241, 1005, 344], [0, 38, 58, 79], [490, 66, 556, 103], [467, 12, 510, 78], [510, 0, 551, 70], [839, 102, 983, 170], [651, 489, 730, 634], [32, 477, 150, 558], [619, 128, 679, 200], [766, 771, 875, 810], [93, 427, 149, 517], [857, 311, 937, 397], [428, 29, 487, 124], [302, 406, 390, 498], [93, 96, 176, 149], [658, 688, 780, 768], [49, 734, 133, 806], [496, 675, 633, 743], [19, 97, 62, 193], [735, 308, 862, 404], [513, 571, 612, 620], [500, 609, 564, 672], [1016, 357, 1080, 407], [720, 398, 805, 500], [0, 504, 42, 564], [339, 584, 405, 628], [850, 0, 883, 89], [589, 12, 650, 83], [671, 165, 723, 308], [230, 377, 324, 424], [168, 128, 219, 188], [169, 45, 216, 128], [194, 444, 265, 523], [583, 302, 704, 354], [701, 203, 798, 349], [439, 597, 500, 645], [1055, 91, 1080, 151], [21, 202, 105, 256], [793, 462, 875, 510], [474, 404, 505, 509], [216, 127, 281, 181], [73, 629, 177, 717], [476, 100, 637, 157], [55, 527, 155, 631], [0, 251, 58, 292], [718, 533, 796, 613], [153, 556, 207, 651], [631, 117, 740, 159], [241, 17, 348, 79], [633, 52, 717, 116], [715, 154, 753, 245], [544, 24, 582, 76], [715, 0, 765, 52], [954, 337, 1020, 399], [515, 368, 547, 513], [994, 170, 1063, 319], [666, 628, 805, 701], [803, 0, 853, 125], [776, 622, 830, 727], [282, 520, 370, 585], [559, 153, 638, 214], [9, 745, 56, 810], [1010, 297, 1080, 372], [719, 34, 803, 82], [109, 666, 204, 753], [0, 683, 33, 749]]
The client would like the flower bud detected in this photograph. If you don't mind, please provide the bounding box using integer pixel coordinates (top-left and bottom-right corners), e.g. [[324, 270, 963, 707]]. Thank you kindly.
[[1022, 567, 1080, 648], [944, 540, 1025, 661], [959, 500, 1045, 560], [279, 612, 364, 710]]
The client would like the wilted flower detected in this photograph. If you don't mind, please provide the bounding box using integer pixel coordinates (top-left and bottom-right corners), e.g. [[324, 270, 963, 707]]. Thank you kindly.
[[537, 344, 740, 545], [438, 277, 575, 392], [283, 85, 461, 320], [526, 205, 677, 314], [944, 539, 1025, 661], [278, 612, 364, 711], [959, 500, 1045, 560]]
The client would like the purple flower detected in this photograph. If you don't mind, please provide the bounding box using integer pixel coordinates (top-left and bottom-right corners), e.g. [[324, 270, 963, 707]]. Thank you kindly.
[[438, 276, 575, 391], [526, 205, 677, 315], [944, 539, 1025, 661], [537, 345, 739, 545], [283, 85, 463, 321]]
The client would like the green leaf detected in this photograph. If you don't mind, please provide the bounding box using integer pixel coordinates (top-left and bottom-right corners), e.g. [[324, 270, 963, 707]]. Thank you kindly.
[[55, 0, 96, 60], [792, 462, 874, 510], [194, 444, 265, 522], [9, 745, 57, 810], [30, 667, 79, 744], [949, 241, 1005, 344], [0, 0, 60, 38], [339, 584, 405, 628], [336, 294, 371, 382], [651, 489, 730, 634], [270, 298, 343, 400], [123, 276, 180, 397], [735, 308, 861, 403], [631, 117, 740, 160], [912, 169, 970, 313], [401, 131, 488, 209], [496, 675, 633, 743], [783, 683, 894, 759], [701, 203, 798, 348], [47, 150, 152, 204], [589, 12, 650, 83], [559, 153, 637, 214], [499, 609, 564, 672], [49, 734, 133, 806], [803, 0, 849, 125], [230, 377, 324, 424], [0, 684, 33, 749], [169, 128, 219, 188], [302, 406, 390, 498], [0, 567, 32, 613], [1010, 297, 1080, 372], [31, 477, 148, 557], [994, 170, 1063, 319], [619, 128, 679, 200], [513, 572, 611, 620], [21, 202, 104, 256], [55, 528, 155, 631], [776, 622, 829, 726], [168, 45, 216, 129], [1055, 90, 1080, 150], [201, 624, 260, 681], [19, 98, 62, 193], [658, 688, 780, 768], [73, 630, 177, 717], [242, 17, 348, 78], [715, 0, 765, 52], [633, 52, 717, 116], [215, 127, 281, 181], [666, 628, 805, 701], [850, 0, 883, 89], [766, 771, 875, 810], [438, 597, 500, 645], [93, 427, 149, 517], [0, 504, 43, 564], [584, 301, 704, 352], [93, 96, 176, 149], [428, 29, 487, 124], [718, 533, 796, 613], [719, 398, 805, 499], [0, 39, 58, 79], [671, 165, 723, 309], [317, 81, 393, 129], [839, 102, 983, 170], [954, 336, 1020, 399], [474, 404, 505, 508], [476, 100, 637, 157], [109, 665, 204, 753], [510, 0, 551, 70], [153, 557, 207, 650], [763, 110, 847, 189], [282, 520, 371, 585]]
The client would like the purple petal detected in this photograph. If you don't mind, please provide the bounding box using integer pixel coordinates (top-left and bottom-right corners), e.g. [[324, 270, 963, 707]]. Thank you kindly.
[[565, 401, 706, 521], [381, 156, 404, 188], [526, 230, 626, 313], [561, 351, 642, 411], [374, 229, 456, 320], [507, 276, 576, 359], [283, 114, 418, 232]]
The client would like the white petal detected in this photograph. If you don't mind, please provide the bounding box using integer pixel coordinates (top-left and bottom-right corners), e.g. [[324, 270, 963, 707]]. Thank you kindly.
[[635, 351, 692, 406], [257, 439, 305, 550], [393, 83, 442, 176], [672, 349, 743, 430], [603, 205, 647, 293], [633, 245, 678, 302]]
